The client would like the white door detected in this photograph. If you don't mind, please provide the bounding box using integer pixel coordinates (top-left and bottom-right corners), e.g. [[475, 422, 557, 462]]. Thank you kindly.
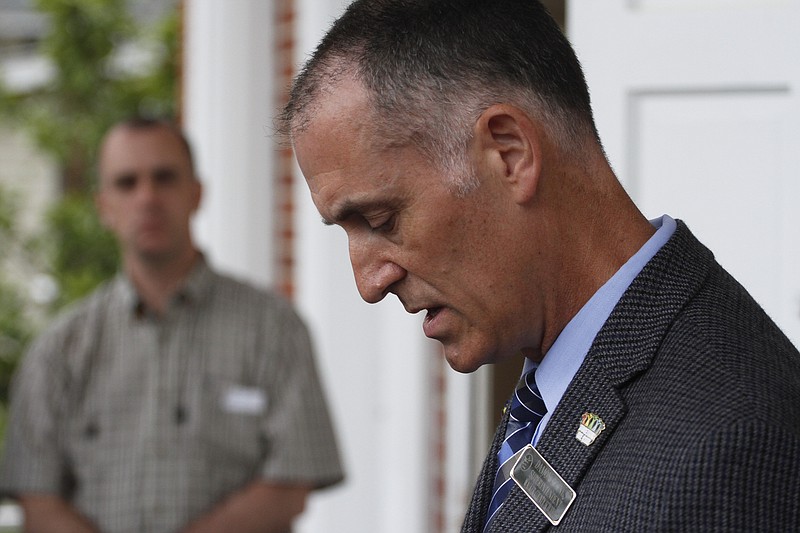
[[568, 0, 800, 347]]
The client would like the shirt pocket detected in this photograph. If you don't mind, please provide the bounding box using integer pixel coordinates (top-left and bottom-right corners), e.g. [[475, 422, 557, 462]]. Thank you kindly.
[[194, 375, 268, 470]]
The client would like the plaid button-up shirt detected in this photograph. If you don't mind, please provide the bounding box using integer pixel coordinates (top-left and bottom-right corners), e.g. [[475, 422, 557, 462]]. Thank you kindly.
[[0, 259, 344, 533]]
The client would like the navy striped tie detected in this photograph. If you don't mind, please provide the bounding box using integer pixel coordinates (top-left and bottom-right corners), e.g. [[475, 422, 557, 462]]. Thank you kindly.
[[484, 369, 547, 530]]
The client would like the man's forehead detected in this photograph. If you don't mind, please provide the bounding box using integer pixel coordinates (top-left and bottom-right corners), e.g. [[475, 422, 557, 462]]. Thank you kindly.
[[292, 65, 363, 129], [101, 127, 185, 166], [301, 71, 385, 144], [295, 89, 375, 176], [99, 146, 190, 196]]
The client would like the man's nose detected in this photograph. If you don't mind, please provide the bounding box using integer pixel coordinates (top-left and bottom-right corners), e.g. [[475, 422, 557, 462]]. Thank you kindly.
[[350, 241, 406, 304], [134, 177, 159, 204]]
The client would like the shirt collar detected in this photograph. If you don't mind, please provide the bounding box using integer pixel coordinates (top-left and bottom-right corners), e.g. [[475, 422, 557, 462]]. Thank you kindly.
[[525, 215, 677, 440], [115, 254, 214, 316]]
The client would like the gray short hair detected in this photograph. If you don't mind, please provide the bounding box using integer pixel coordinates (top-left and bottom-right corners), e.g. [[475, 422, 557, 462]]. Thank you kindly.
[[280, 0, 599, 195]]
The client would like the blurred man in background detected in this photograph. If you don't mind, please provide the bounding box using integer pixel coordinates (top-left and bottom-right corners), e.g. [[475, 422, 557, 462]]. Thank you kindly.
[[0, 118, 343, 533]]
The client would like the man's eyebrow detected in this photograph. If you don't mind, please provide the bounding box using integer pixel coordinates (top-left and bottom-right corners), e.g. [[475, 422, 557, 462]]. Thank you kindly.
[[321, 197, 392, 227], [322, 199, 366, 226]]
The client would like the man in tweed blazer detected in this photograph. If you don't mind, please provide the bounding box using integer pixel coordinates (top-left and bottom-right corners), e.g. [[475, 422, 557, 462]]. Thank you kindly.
[[281, 0, 800, 530], [461, 221, 800, 531]]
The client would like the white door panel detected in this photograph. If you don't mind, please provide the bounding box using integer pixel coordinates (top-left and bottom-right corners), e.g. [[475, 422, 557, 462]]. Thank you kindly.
[[569, 0, 800, 345]]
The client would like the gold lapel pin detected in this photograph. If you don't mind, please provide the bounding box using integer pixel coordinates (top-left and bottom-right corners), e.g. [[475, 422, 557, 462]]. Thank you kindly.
[[576, 412, 606, 446]]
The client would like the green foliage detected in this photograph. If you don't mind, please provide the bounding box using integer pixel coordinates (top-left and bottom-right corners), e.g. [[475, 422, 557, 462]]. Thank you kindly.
[[0, 189, 33, 405], [0, 280, 31, 405], [0, 0, 178, 306], [1, 0, 179, 193], [0, 0, 179, 415], [44, 194, 120, 308]]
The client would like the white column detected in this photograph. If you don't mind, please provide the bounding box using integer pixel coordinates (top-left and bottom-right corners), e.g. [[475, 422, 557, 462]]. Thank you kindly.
[[292, 1, 432, 531], [183, 0, 276, 287]]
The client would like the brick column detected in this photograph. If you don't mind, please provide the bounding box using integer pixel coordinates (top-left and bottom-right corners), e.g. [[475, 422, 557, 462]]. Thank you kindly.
[[274, 0, 296, 300]]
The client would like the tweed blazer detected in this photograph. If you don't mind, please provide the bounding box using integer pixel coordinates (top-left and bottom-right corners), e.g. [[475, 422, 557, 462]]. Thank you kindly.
[[463, 221, 800, 532]]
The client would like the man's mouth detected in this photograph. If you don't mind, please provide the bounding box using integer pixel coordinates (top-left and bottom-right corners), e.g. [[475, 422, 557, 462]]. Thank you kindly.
[[422, 306, 445, 338], [425, 307, 442, 321]]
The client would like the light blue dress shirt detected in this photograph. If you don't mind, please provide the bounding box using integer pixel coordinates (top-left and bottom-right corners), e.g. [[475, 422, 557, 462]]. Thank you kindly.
[[527, 214, 677, 445]]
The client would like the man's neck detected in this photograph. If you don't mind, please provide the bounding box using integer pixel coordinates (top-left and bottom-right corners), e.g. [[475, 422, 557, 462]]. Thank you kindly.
[[124, 248, 200, 316], [535, 156, 657, 360]]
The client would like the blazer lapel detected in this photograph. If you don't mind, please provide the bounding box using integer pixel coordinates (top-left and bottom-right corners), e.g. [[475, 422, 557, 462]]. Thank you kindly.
[[491, 359, 625, 532]]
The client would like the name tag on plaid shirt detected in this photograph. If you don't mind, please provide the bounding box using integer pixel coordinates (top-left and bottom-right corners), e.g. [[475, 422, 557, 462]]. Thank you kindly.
[[222, 385, 267, 414]]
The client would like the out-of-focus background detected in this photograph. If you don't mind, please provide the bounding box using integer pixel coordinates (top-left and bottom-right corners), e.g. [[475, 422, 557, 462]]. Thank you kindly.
[[0, 1, 797, 532]]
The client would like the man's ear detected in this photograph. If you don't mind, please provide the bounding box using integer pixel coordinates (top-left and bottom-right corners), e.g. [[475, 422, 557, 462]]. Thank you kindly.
[[190, 176, 203, 213], [471, 104, 542, 204], [95, 190, 113, 230]]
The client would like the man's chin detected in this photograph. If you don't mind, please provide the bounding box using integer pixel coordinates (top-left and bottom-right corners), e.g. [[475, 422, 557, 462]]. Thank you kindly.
[[133, 246, 178, 265], [442, 346, 487, 374]]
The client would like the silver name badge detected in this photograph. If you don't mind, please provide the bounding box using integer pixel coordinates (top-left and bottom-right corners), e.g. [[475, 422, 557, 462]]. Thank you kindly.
[[510, 444, 576, 526]]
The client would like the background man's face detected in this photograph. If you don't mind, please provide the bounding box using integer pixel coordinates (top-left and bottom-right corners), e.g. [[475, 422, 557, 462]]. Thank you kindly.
[[96, 126, 201, 265]]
